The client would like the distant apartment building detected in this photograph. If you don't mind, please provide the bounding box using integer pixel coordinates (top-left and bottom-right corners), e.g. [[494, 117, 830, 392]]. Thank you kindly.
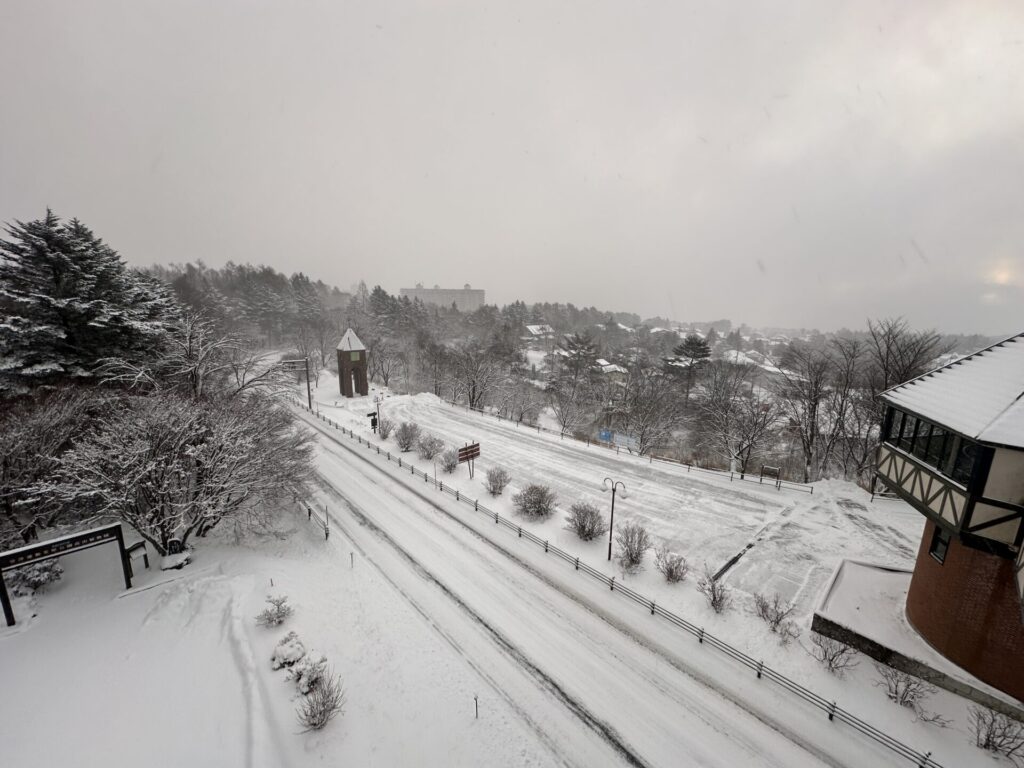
[[400, 283, 485, 312]]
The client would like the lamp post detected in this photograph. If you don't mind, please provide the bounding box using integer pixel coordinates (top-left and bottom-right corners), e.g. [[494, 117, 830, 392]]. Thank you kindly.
[[603, 477, 626, 561]]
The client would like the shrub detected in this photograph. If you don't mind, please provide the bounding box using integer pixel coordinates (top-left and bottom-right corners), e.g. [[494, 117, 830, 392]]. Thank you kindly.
[[378, 417, 394, 440], [395, 422, 420, 452], [615, 522, 651, 573], [969, 706, 1024, 760], [654, 545, 689, 583], [255, 595, 293, 627], [565, 501, 607, 541], [754, 592, 794, 632], [512, 484, 556, 519], [7, 560, 63, 596], [697, 565, 732, 613], [271, 631, 306, 670], [440, 449, 459, 473], [286, 652, 328, 695], [296, 670, 345, 731], [416, 433, 444, 460], [777, 620, 801, 647], [874, 665, 935, 709], [485, 467, 511, 496], [809, 633, 858, 676]]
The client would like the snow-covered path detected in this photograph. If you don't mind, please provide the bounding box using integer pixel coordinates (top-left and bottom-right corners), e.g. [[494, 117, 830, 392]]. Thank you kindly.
[[305, 408, 911, 768]]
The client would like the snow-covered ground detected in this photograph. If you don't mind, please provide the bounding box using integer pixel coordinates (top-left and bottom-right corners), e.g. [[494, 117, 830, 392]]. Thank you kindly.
[[0, 373, 1000, 767], [296, 373, 997, 767], [0, 520, 560, 767]]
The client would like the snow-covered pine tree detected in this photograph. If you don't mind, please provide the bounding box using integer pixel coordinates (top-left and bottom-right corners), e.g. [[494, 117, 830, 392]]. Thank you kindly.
[[0, 211, 176, 394]]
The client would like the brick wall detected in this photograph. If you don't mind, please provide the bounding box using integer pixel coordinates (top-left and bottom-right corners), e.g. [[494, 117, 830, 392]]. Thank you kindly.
[[906, 519, 1024, 702]]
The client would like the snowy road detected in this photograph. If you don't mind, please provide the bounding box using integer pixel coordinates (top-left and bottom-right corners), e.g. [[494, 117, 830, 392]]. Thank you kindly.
[[303, 408, 912, 768]]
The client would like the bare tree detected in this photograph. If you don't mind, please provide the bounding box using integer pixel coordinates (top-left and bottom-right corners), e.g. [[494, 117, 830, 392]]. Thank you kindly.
[[453, 342, 504, 410], [969, 706, 1024, 761], [548, 377, 594, 436], [46, 392, 314, 556], [619, 368, 684, 456], [698, 361, 782, 475]]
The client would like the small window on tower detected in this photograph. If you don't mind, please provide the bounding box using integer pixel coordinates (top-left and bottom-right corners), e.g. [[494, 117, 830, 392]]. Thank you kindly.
[[351, 351, 360, 362], [929, 525, 951, 564]]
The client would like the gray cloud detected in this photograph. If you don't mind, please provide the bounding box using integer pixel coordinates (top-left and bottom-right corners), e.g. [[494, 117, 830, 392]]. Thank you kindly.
[[1, 0, 1022, 334]]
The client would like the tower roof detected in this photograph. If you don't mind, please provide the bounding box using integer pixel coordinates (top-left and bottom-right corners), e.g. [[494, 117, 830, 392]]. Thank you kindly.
[[336, 328, 365, 352], [880, 332, 1024, 448]]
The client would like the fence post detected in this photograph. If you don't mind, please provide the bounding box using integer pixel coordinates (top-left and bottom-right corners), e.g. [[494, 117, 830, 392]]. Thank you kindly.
[[475, 500, 478, 511], [456, 490, 460, 501], [698, 628, 704, 644], [918, 752, 931, 768], [518, 526, 522, 538], [610, 576, 615, 591], [494, 513, 499, 524], [756, 660, 763, 679], [827, 702, 836, 721], [650, 600, 656, 615], [544, 540, 548, 552], [575, 557, 579, 570], [439, 481, 443, 492]]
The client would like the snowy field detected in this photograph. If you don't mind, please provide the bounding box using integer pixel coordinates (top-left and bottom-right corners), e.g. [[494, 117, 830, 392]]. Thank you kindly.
[[290, 374, 999, 767], [0, 374, 1001, 768]]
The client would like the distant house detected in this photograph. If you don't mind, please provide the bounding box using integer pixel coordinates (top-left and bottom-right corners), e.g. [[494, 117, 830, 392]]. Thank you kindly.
[[594, 358, 628, 381], [874, 332, 1024, 701], [525, 324, 555, 338]]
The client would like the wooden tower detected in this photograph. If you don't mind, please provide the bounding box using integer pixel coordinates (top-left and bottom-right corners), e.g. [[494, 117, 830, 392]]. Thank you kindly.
[[336, 329, 368, 398], [875, 332, 1024, 700]]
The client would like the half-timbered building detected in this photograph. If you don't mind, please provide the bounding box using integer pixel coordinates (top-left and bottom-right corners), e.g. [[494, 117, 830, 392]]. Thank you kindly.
[[875, 332, 1024, 700]]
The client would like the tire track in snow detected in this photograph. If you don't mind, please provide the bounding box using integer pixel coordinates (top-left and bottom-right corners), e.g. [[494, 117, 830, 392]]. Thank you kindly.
[[320, 477, 649, 768]]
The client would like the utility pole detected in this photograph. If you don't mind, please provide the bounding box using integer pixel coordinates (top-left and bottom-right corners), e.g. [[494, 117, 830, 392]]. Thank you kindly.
[[304, 357, 312, 410]]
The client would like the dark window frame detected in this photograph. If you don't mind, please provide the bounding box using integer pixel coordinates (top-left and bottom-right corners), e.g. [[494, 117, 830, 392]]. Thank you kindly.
[[884, 407, 977, 488], [929, 525, 951, 564]]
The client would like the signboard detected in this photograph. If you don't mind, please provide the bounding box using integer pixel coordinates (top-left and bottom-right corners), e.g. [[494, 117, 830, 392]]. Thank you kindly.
[[457, 443, 481, 463], [0, 523, 133, 626], [599, 428, 613, 442]]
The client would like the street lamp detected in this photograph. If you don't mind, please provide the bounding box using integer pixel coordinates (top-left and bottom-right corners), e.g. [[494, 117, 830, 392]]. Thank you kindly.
[[602, 477, 626, 561]]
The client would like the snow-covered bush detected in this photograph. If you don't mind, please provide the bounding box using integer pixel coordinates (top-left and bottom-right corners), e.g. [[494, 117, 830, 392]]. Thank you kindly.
[[754, 592, 794, 632], [809, 634, 858, 676], [395, 422, 420, 452], [697, 565, 732, 613], [873, 666, 935, 709], [615, 522, 651, 573], [485, 467, 511, 496], [296, 670, 345, 732], [969, 706, 1024, 760], [654, 545, 689, 583], [271, 631, 306, 670], [256, 595, 293, 627], [416, 433, 444, 460], [440, 449, 459, 474], [7, 560, 64, 596], [777, 620, 800, 647], [378, 417, 394, 440], [565, 501, 607, 541], [286, 652, 328, 695], [512, 484, 556, 519]]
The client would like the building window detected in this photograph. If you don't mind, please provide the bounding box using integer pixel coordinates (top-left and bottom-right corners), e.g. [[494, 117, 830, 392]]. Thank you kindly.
[[350, 351, 360, 362], [883, 407, 977, 487], [929, 525, 951, 563]]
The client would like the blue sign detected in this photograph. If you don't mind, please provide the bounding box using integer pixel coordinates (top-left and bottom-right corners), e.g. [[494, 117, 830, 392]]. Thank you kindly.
[[599, 428, 613, 442]]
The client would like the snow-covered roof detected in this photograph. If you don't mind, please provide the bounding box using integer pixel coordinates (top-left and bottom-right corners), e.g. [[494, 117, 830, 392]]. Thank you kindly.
[[336, 328, 365, 352], [525, 324, 554, 336], [881, 332, 1024, 448]]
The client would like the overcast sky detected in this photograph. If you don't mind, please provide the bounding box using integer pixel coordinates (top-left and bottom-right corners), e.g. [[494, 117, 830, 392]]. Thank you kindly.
[[1, 1, 1022, 334]]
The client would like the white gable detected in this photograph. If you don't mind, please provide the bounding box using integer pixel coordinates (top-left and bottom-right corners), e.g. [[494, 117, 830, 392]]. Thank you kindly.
[[336, 328, 366, 352], [881, 332, 1024, 448]]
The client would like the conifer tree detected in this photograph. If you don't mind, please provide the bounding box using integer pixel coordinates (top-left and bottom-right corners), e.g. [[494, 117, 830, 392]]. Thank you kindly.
[[0, 211, 175, 394]]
